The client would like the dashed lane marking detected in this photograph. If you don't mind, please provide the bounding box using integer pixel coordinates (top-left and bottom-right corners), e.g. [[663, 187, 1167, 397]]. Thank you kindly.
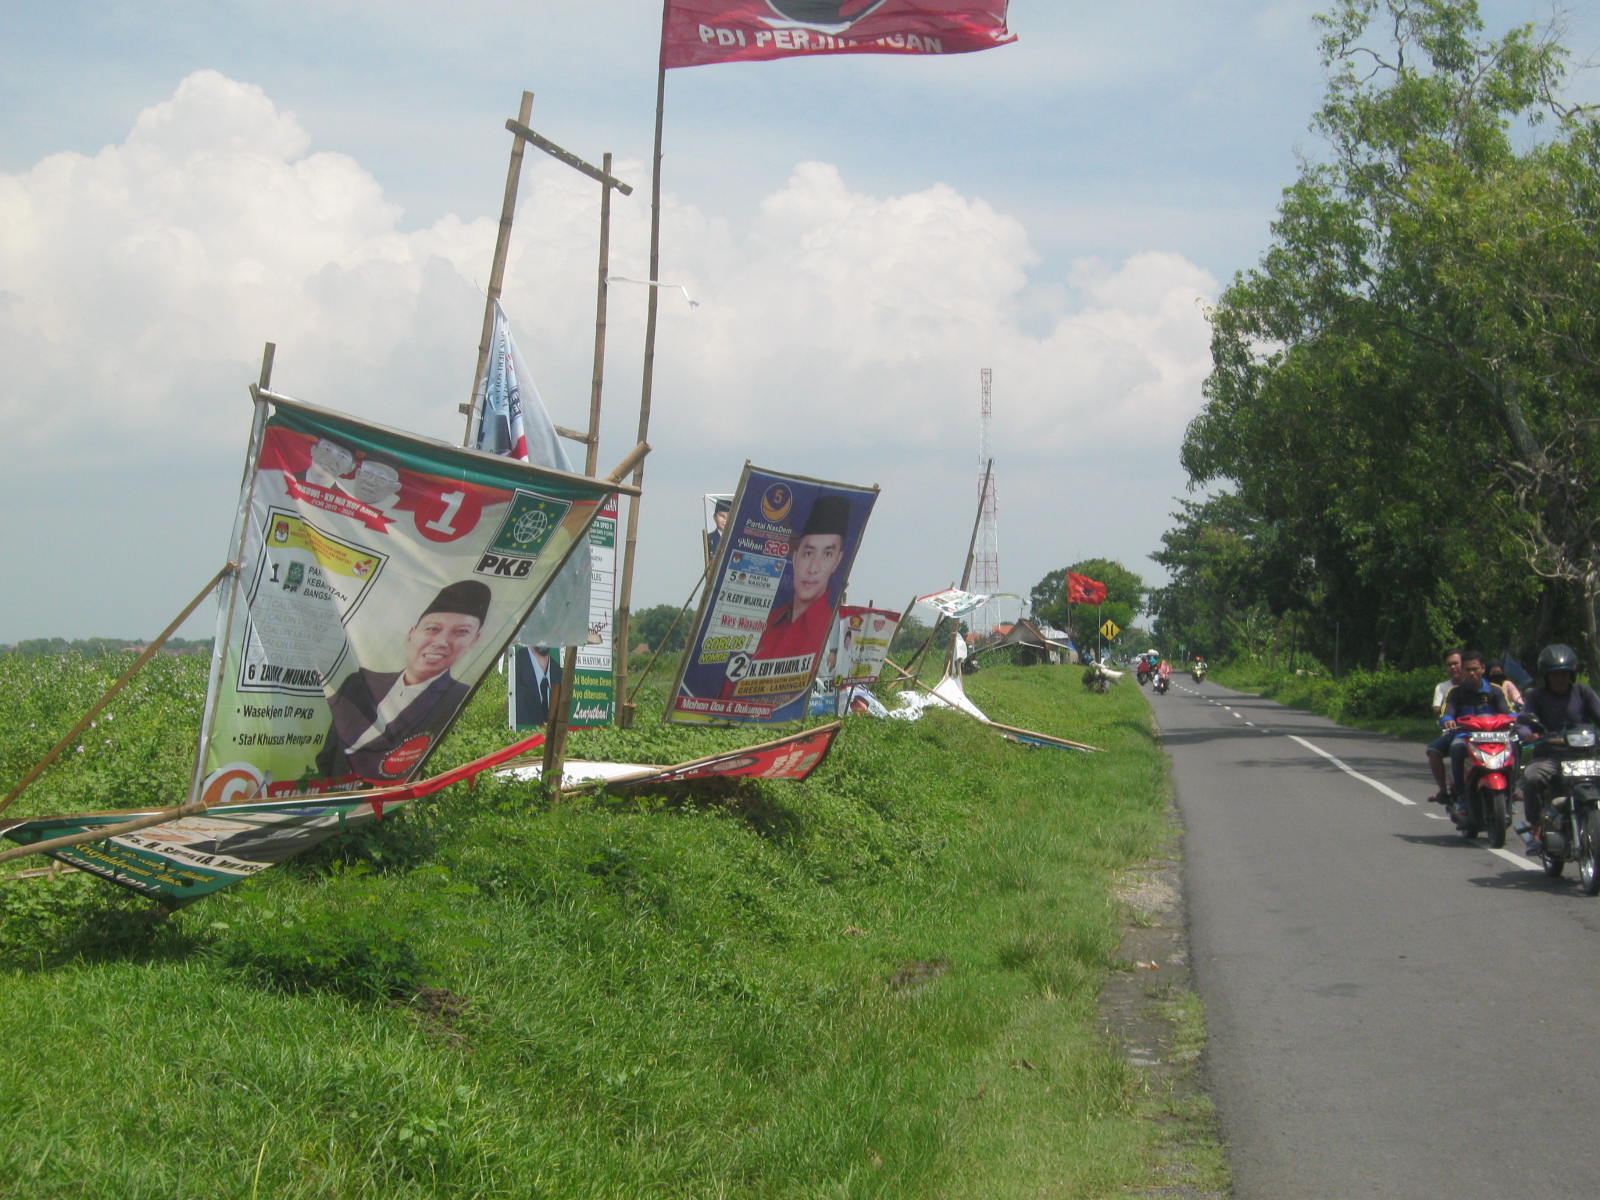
[[1287, 735, 1539, 872], [1288, 735, 1416, 805]]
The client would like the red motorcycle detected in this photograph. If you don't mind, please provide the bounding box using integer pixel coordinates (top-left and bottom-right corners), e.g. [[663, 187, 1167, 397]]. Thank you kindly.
[[1449, 712, 1519, 847]]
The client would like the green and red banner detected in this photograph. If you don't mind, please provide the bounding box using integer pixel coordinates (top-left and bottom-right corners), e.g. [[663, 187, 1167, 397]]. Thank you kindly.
[[201, 395, 614, 804]]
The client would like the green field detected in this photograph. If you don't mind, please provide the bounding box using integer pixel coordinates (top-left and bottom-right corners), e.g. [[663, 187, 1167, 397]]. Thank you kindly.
[[0, 654, 1218, 1198]]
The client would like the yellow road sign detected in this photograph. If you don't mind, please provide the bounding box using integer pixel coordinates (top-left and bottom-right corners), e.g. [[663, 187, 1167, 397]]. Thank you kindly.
[[1100, 619, 1121, 640]]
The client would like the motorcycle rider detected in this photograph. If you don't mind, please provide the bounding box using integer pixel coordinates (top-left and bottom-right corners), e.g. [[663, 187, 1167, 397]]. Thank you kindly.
[[1512, 644, 1600, 855], [1424, 648, 1467, 805], [1437, 650, 1512, 818]]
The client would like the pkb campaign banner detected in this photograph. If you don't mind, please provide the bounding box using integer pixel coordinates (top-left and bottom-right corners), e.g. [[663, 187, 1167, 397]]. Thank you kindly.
[[508, 495, 619, 730], [669, 466, 877, 725], [201, 395, 614, 803]]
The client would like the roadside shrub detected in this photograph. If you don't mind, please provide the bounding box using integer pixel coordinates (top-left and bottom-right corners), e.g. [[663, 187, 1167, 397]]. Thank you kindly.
[[1333, 667, 1438, 721]]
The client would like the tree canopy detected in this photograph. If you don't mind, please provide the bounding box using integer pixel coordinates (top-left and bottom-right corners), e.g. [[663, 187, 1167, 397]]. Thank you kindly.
[[1030, 559, 1144, 642], [1156, 0, 1600, 669]]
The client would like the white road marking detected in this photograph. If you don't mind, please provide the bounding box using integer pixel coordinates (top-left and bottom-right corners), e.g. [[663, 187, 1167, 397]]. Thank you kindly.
[[1289, 735, 1416, 804], [1287, 735, 1541, 871], [1490, 847, 1539, 869]]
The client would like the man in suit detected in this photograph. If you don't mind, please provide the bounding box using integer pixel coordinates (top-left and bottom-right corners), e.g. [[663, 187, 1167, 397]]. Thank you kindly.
[[316, 580, 491, 783], [513, 644, 563, 728]]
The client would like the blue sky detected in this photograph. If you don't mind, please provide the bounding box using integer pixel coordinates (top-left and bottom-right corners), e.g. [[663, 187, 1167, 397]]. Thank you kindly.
[[3, 2, 1597, 641]]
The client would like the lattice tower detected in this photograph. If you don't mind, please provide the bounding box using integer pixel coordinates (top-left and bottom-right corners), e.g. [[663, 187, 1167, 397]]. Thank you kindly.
[[973, 368, 1001, 637]]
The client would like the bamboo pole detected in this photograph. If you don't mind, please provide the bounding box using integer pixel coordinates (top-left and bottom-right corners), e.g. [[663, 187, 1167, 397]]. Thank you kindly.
[[462, 91, 536, 446], [961, 459, 992, 592], [0, 566, 231, 819], [613, 50, 670, 729], [541, 151, 620, 787], [0, 799, 210, 868]]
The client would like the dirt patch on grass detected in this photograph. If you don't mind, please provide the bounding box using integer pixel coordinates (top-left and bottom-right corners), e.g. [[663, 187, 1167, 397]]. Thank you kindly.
[[1100, 828, 1229, 1199]]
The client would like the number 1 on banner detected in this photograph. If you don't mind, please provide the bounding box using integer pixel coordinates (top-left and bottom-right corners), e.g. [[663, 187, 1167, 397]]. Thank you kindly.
[[425, 490, 465, 536]]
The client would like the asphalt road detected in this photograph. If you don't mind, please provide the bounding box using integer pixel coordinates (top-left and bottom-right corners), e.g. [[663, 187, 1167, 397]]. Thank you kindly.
[[1151, 677, 1600, 1200]]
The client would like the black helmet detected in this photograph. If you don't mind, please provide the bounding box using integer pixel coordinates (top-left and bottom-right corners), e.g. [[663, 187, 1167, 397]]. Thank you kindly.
[[1537, 643, 1580, 677]]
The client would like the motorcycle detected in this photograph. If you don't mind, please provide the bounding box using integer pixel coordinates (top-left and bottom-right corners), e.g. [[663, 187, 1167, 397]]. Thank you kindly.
[[1191, 661, 1208, 683], [1447, 712, 1518, 848], [1152, 672, 1169, 696], [1136, 663, 1151, 687], [1522, 721, 1600, 895]]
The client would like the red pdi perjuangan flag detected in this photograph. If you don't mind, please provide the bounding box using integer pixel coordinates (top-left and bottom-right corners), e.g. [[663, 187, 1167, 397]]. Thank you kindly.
[[661, 1, 1015, 69], [1066, 572, 1107, 605]]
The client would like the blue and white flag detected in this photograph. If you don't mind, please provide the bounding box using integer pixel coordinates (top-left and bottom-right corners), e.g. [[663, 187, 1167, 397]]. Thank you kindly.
[[474, 301, 590, 648]]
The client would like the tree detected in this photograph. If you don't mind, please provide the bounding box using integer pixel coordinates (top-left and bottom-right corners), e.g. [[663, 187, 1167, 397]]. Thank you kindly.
[[1178, 0, 1597, 666], [630, 603, 693, 655], [1030, 559, 1144, 643]]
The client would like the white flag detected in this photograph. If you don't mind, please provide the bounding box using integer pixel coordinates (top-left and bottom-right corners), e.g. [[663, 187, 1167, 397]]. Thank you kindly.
[[474, 302, 590, 647]]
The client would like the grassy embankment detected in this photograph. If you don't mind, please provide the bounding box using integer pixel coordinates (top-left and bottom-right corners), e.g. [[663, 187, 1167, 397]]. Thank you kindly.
[[0, 653, 1221, 1198]]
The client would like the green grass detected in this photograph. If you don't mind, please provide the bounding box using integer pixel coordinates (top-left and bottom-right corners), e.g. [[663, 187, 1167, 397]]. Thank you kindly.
[[0, 654, 1204, 1197]]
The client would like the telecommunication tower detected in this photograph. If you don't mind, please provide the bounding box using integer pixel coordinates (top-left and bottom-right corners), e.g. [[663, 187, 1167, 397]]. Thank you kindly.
[[972, 368, 1001, 635]]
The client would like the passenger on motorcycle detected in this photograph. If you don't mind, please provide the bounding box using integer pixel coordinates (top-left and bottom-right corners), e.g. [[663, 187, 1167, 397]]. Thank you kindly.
[[1425, 648, 1467, 804], [1512, 644, 1600, 855], [1437, 650, 1512, 815]]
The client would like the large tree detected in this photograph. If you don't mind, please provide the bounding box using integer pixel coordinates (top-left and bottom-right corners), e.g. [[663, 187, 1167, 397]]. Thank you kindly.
[[1179, 0, 1597, 665], [1030, 558, 1144, 643]]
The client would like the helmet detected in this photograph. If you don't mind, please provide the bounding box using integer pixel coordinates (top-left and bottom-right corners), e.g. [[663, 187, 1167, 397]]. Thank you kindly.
[[1537, 643, 1580, 677]]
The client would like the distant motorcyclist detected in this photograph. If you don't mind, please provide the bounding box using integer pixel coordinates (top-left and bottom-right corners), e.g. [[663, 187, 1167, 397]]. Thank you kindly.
[[1513, 644, 1600, 855], [1437, 650, 1512, 816]]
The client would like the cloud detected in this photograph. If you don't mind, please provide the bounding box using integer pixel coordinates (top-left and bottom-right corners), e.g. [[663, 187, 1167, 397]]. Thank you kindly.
[[2, 69, 1219, 635]]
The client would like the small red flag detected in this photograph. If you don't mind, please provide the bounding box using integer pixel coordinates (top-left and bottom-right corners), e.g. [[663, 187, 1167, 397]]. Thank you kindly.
[[661, 1, 1015, 70], [1066, 572, 1107, 606]]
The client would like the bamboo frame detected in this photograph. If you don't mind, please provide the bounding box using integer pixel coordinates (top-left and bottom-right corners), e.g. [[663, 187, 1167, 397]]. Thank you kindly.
[[542, 152, 624, 787], [613, 49, 670, 729]]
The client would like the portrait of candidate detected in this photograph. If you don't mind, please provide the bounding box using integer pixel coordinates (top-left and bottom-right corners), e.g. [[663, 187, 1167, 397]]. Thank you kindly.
[[747, 494, 851, 668], [316, 580, 491, 782], [513, 644, 563, 728], [704, 495, 731, 565]]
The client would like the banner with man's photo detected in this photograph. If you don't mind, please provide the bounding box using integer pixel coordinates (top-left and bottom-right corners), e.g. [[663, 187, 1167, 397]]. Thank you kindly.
[[508, 494, 619, 730], [668, 465, 877, 726], [810, 604, 903, 715], [201, 393, 615, 803]]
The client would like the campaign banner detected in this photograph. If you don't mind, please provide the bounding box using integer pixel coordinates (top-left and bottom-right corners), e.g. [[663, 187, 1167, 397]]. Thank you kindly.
[[3, 731, 547, 905], [669, 466, 877, 725], [837, 604, 900, 687], [200, 395, 613, 802], [509, 495, 619, 729], [809, 603, 900, 715], [703, 492, 733, 565], [2, 797, 399, 904], [661, 1, 1015, 69], [569, 494, 618, 727], [916, 587, 989, 620], [610, 722, 841, 788]]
